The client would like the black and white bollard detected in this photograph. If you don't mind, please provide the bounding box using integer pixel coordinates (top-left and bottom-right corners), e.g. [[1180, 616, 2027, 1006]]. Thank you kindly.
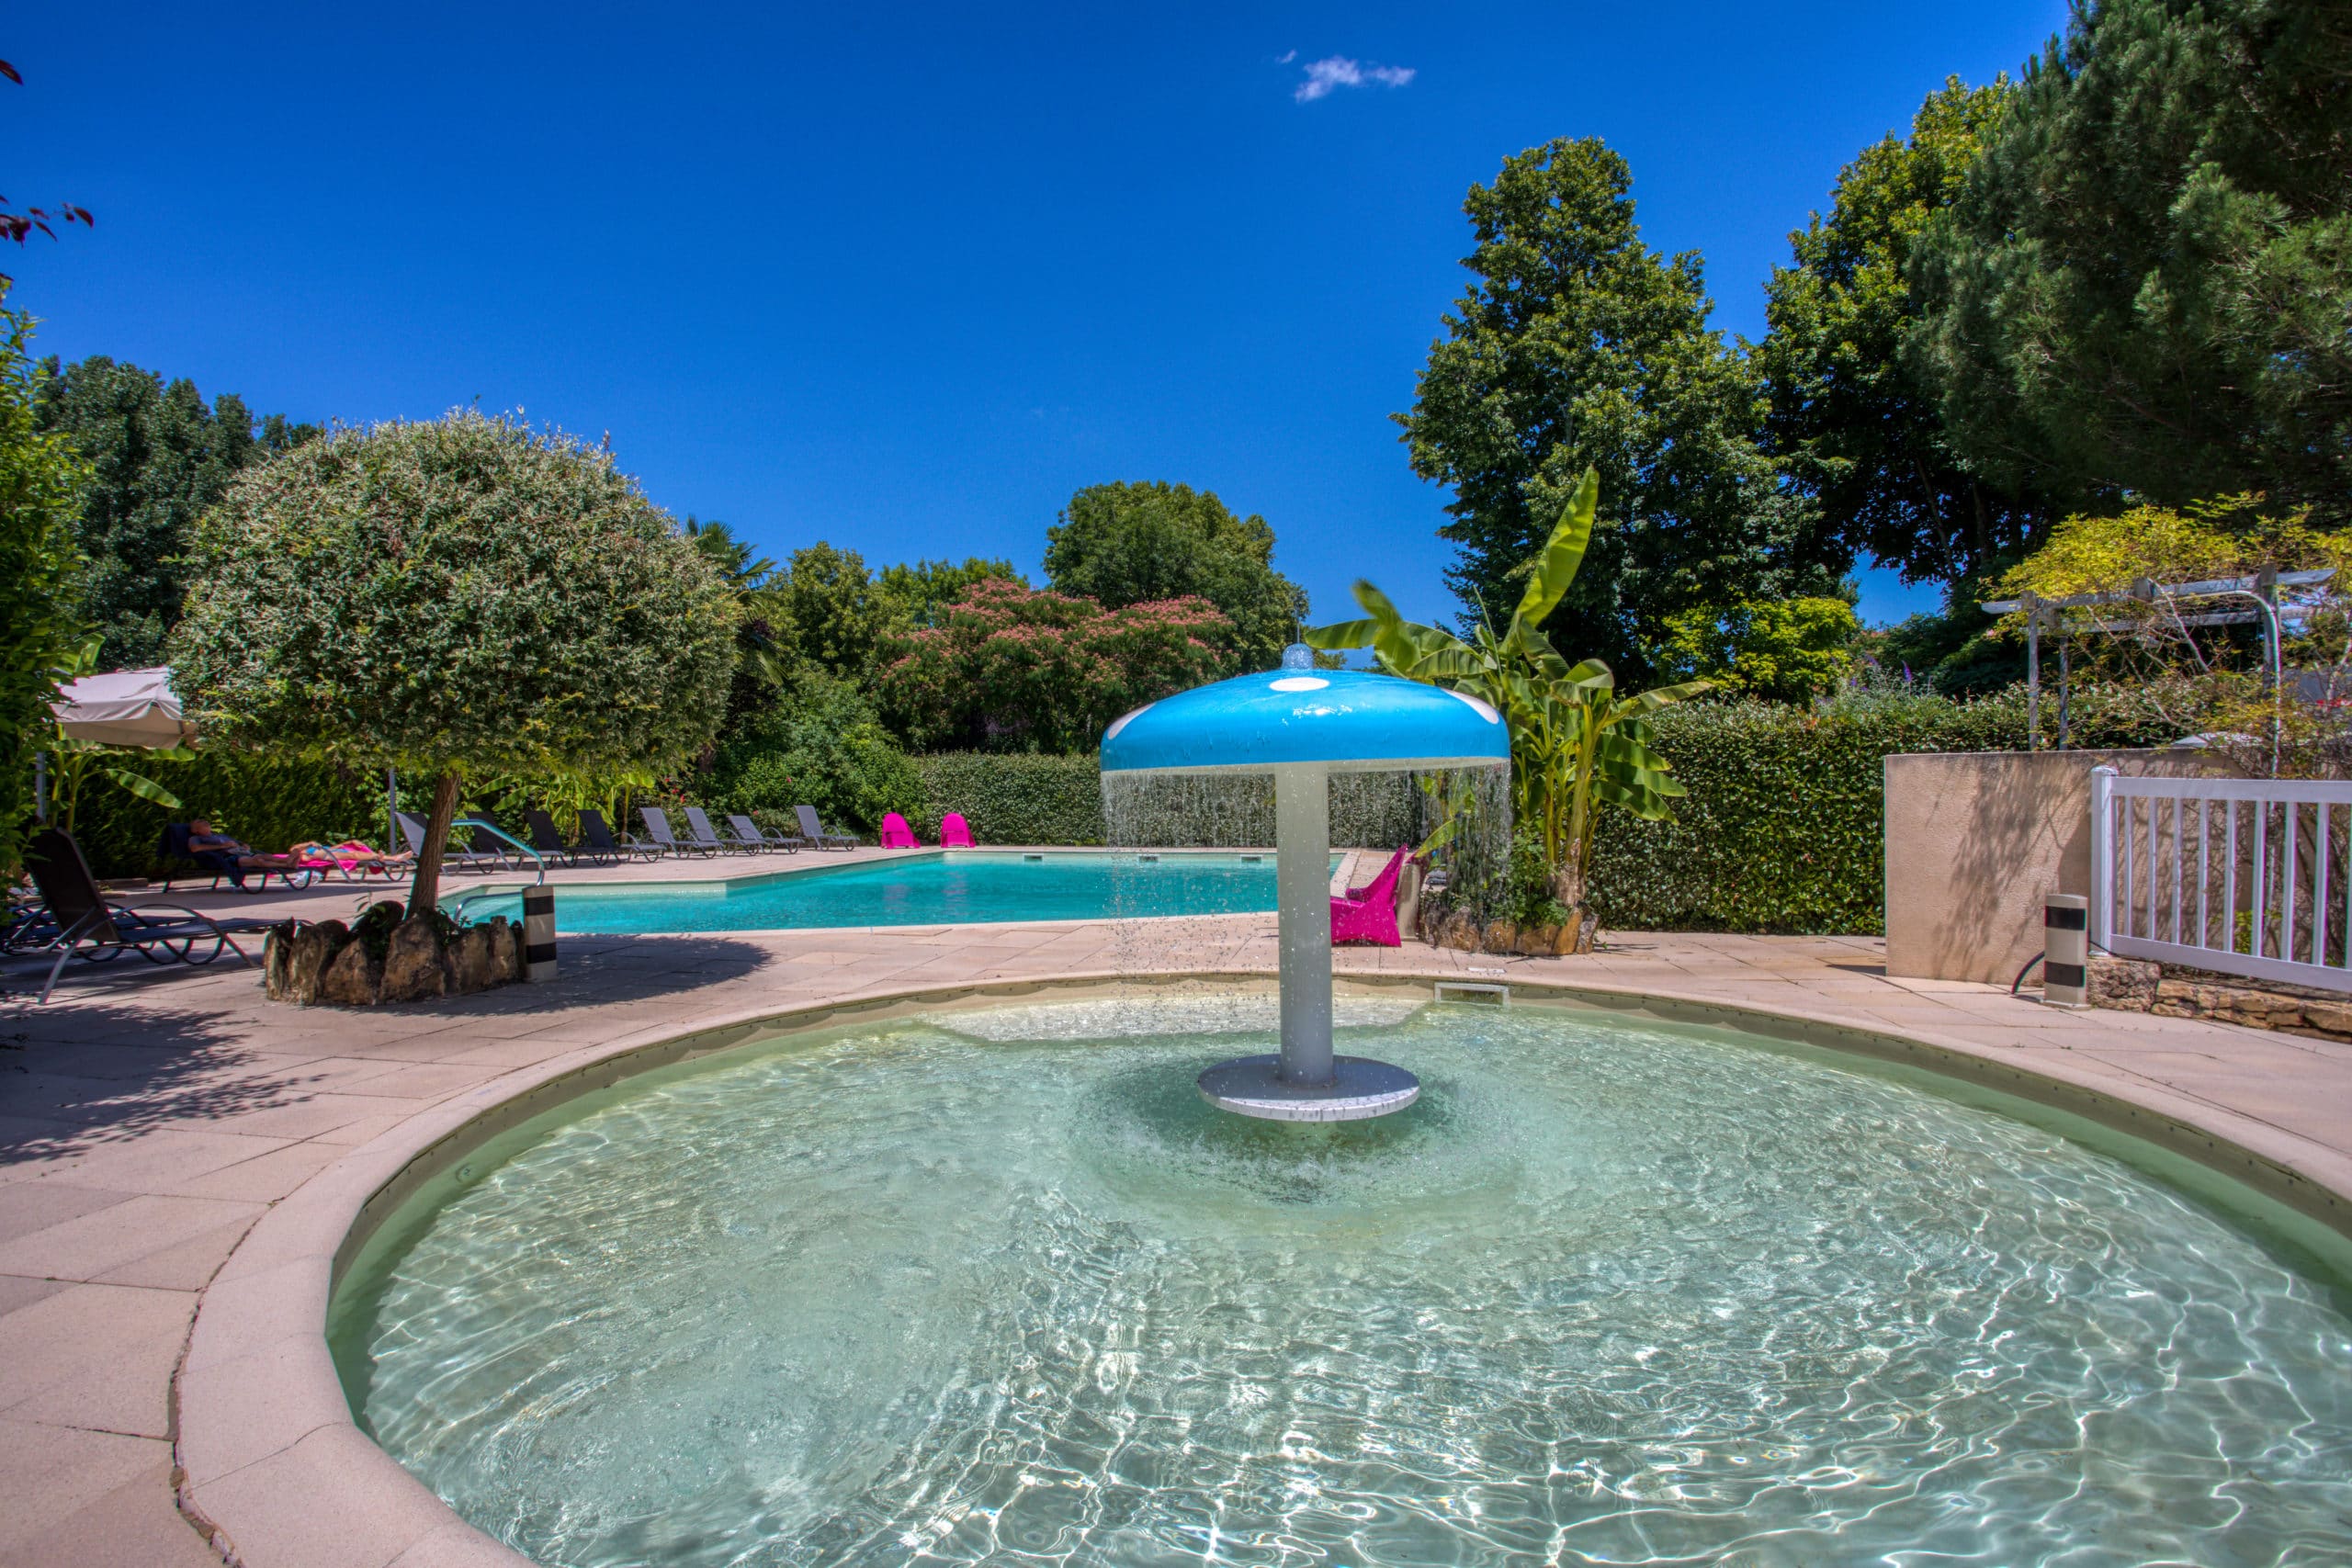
[[521, 887, 558, 983], [2043, 892, 2089, 1007]]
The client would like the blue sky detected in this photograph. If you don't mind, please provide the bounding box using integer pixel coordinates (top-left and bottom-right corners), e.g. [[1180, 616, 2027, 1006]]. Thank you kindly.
[[11, 1, 2067, 631]]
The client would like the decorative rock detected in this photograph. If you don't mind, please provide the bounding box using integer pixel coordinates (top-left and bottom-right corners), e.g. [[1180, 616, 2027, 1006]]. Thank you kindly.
[[2304, 1000, 2352, 1036], [1442, 913, 1481, 952], [380, 918, 447, 1004], [1484, 921, 1518, 954], [1566, 906, 1600, 954], [263, 923, 294, 999], [448, 924, 500, 996], [318, 939, 381, 1007], [2087, 953, 2159, 1012], [276, 923, 336, 1006], [1514, 923, 1557, 956], [486, 917, 519, 984]]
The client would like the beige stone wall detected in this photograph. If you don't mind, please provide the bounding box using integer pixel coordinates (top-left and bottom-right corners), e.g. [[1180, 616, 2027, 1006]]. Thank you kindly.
[[1883, 750, 2218, 985]]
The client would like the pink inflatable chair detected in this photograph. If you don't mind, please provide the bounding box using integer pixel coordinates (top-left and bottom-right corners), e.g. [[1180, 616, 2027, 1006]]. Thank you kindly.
[[878, 812, 920, 849], [1329, 845, 1410, 947], [939, 812, 974, 848]]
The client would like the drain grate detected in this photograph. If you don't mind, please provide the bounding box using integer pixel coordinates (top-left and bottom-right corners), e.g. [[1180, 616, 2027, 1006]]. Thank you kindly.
[[1432, 980, 1510, 1006]]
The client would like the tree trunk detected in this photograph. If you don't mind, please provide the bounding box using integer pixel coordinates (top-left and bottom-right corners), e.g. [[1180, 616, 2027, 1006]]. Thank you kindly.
[[406, 770, 462, 920]]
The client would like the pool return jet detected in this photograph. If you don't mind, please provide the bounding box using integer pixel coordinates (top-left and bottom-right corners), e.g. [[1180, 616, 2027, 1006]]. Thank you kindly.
[[1099, 644, 1510, 1121]]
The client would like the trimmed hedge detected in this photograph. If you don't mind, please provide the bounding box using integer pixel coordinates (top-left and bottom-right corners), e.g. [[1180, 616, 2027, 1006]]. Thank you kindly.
[[72, 752, 386, 881], [1587, 688, 2179, 933], [911, 751, 1103, 845]]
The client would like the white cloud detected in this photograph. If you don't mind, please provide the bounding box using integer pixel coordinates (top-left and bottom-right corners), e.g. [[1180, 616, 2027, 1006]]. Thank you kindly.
[[1277, 49, 1296, 64], [1294, 55, 1416, 103]]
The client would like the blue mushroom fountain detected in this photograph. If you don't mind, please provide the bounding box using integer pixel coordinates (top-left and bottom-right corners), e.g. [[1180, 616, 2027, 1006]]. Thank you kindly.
[[1100, 644, 1510, 1120]]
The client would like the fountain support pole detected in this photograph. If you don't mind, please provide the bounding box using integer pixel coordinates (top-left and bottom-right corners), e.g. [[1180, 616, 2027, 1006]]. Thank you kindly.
[[1102, 642, 1504, 1121], [1274, 763, 1334, 1086]]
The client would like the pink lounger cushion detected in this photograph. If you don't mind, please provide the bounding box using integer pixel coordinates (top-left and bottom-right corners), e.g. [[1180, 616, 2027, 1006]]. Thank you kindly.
[[878, 812, 920, 849], [940, 812, 974, 848], [1330, 845, 1410, 947]]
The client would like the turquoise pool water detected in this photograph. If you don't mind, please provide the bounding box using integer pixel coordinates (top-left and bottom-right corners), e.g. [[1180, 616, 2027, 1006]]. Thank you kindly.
[[335, 996, 2352, 1567], [453, 851, 1321, 933]]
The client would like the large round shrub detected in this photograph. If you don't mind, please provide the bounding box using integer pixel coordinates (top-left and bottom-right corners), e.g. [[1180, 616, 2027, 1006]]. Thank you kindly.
[[173, 411, 739, 911]]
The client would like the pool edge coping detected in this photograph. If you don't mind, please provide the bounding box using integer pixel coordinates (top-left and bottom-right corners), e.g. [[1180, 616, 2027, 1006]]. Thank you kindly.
[[172, 965, 2352, 1568]]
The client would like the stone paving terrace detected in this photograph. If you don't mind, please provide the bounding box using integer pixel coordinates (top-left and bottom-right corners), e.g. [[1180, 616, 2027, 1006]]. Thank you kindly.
[[4, 848, 2352, 1565]]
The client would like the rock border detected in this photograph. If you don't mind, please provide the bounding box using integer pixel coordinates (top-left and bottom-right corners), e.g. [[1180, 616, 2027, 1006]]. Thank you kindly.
[[264, 912, 525, 1007]]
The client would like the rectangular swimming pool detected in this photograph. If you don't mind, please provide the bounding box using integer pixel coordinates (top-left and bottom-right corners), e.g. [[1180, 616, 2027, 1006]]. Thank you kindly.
[[451, 850, 1325, 934]]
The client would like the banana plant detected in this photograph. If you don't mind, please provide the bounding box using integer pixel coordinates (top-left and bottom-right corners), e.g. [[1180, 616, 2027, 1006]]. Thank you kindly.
[[1306, 467, 1708, 911]]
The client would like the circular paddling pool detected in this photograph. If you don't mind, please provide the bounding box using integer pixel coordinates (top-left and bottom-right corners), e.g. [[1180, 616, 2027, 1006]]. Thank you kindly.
[[332, 995, 2352, 1567]]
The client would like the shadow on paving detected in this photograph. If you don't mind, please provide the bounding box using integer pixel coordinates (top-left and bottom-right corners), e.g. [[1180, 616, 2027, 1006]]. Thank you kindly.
[[388, 934, 776, 1016], [0, 938, 774, 1166], [0, 1000, 288, 1164]]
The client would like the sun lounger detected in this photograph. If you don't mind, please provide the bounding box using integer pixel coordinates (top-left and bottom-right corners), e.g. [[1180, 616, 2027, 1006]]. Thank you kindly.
[[794, 805, 858, 852], [939, 812, 974, 848], [1330, 846, 1410, 947], [878, 812, 919, 849], [727, 813, 802, 852], [638, 807, 716, 858], [577, 808, 661, 863], [22, 828, 271, 1003], [683, 807, 759, 855]]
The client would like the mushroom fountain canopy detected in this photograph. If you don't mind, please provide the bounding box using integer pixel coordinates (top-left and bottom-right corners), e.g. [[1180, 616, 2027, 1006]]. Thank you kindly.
[[1098, 651, 1509, 780], [1100, 647, 1510, 1122]]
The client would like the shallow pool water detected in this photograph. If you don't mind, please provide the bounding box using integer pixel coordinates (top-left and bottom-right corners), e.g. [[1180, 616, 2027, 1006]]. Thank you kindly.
[[333, 997, 2352, 1567], [454, 852, 1325, 933]]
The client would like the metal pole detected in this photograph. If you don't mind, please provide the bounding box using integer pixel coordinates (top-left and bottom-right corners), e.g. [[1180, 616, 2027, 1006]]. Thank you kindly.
[[2057, 634, 2071, 750], [2089, 765, 2117, 953], [2023, 592, 2041, 751], [1274, 762, 1334, 1086], [32, 751, 47, 824], [387, 767, 398, 850]]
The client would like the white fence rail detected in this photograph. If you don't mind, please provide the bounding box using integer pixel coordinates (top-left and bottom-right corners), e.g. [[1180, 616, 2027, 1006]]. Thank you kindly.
[[2090, 766, 2352, 993]]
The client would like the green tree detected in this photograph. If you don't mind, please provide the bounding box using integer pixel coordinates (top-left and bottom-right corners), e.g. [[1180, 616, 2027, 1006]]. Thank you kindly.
[[1044, 481, 1306, 669], [1909, 0, 2352, 522], [34, 356, 318, 667], [776, 541, 889, 679], [171, 411, 739, 914], [1756, 77, 2045, 587], [1397, 137, 1830, 682], [0, 293, 88, 877], [1660, 595, 1860, 705], [877, 556, 1024, 628], [707, 671, 929, 834]]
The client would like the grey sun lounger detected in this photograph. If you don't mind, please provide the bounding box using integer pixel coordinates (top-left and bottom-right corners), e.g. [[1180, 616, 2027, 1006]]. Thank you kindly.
[[728, 813, 803, 852], [526, 808, 620, 868], [577, 807, 661, 863], [21, 828, 269, 1003], [639, 807, 716, 858], [794, 804, 858, 851], [684, 807, 760, 855]]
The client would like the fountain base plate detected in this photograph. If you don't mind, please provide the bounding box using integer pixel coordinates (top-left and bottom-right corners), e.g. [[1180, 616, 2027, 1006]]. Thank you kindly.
[[1196, 1055, 1420, 1122]]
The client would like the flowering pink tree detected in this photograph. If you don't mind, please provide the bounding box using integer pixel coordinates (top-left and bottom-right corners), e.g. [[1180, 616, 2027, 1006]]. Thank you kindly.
[[882, 579, 1235, 751]]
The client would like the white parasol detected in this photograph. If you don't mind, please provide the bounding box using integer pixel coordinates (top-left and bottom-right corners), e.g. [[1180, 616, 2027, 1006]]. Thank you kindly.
[[51, 666, 197, 750]]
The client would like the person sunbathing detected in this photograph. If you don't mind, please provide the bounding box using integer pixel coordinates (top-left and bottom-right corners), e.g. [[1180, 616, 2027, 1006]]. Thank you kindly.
[[185, 819, 310, 869], [288, 839, 415, 871]]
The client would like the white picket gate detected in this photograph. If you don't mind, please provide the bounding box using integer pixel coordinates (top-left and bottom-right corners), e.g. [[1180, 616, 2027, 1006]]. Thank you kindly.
[[2089, 766, 2352, 993]]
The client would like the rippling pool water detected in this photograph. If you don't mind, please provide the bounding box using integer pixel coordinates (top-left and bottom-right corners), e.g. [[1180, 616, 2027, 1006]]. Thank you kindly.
[[332, 996, 2352, 1567]]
